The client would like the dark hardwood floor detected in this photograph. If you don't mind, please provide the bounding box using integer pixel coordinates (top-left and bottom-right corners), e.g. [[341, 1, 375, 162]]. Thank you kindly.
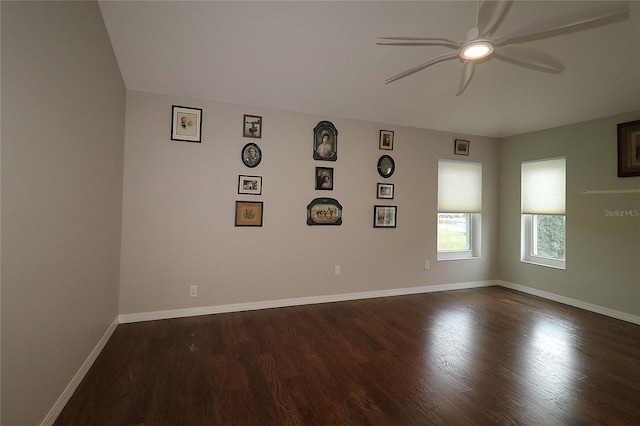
[[54, 287, 640, 425]]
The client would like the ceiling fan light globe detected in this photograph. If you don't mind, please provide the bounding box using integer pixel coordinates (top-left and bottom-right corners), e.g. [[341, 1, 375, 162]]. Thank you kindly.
[[460, 41, 494, 60]]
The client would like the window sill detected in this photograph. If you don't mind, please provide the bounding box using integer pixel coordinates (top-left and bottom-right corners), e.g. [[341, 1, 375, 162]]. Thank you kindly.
[[521, 257, 565, 270]]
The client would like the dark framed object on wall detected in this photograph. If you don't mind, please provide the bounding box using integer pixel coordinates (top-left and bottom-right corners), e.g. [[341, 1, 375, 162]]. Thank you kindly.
[[307, 198, 342, 225], [377, 155, 395, 178], [243, 114, 262, 138], [238, 175, 262, 195], [377, 183, 394, 199], [373, 205, 397, 228], [241, 142, 262, 168], [379, 130, 394, 150], [315, 167, 334, 190], [171, 105, 202, 143], [454, 139, 470, 156], [235, 201, 263, 227], [313, 121, 338, 161], [617, 120, 640, 177]]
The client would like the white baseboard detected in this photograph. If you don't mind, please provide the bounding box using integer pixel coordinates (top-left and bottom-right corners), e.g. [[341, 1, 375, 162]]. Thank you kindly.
[[118, 280, 499, 323], [497, 280, 640, 326], [41, 317, 119, 426]]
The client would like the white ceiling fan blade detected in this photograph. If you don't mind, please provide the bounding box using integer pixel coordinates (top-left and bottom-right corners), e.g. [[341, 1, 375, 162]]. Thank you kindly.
[[494, 45, 564, 71], [378, 36, 461, 46], [477, 0, 512, 37], [456, 61, 476, 96], [494, 2, 628, 45], [385, 51, 459, 84], [377, 41, 460, 49]]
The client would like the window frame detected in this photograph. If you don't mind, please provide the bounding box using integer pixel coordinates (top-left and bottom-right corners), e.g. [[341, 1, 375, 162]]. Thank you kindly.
[[437, 212, 481, 261], [521, 214, 566, 269]]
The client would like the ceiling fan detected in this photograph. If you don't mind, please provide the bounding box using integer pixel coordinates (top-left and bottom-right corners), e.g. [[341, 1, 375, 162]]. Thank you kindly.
[[378, 0, 628, 95]]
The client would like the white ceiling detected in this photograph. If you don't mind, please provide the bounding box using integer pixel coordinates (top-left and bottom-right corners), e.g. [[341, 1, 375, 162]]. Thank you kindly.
[[98, 0, 640, 138]]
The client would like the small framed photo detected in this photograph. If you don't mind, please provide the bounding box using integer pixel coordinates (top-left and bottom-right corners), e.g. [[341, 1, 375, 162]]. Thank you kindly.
[[241, 142, 262, 168], [243, 114, 262, 138], [235, 201, 263, 227], [307, 198, 342, 226], [454, 139, 470, 156], [374, 205, 397, 228], [238, 175, 262, 195], [315, 167, 334, 190], [617, 120, 640, 177], [313, 121, 338, 161], [379, 130, 394, 150], [377, 183, 394, 199], [171, 105, 202, 143]]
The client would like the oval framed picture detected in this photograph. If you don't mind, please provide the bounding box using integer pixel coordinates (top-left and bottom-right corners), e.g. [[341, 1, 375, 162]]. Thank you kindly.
[[241, 142, 262, 168]]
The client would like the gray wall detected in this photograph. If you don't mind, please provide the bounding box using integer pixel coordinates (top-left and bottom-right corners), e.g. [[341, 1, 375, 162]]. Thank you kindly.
[[499, 111, 640, 316], [119, 91, 499, 315], [1, 2, 125, 424]]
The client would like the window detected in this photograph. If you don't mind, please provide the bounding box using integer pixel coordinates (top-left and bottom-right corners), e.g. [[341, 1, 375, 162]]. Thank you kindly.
[[437, 160, 482, 260], [521, 157, 566, 269]]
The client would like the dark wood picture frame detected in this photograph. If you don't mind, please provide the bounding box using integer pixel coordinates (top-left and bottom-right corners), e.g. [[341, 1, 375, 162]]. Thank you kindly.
[[235, 201, 263, 227], [377, 183, 394, 199], [307, 198, 342, 226], [171, 105, 202, 143], [379, 130, 394, 150], [454, 139, 470, 156], [241, 142, 262, 168], [373, 205, 397, 228], [313, 121, 338, 161], [617, 120, 640, 177], [377, 155, 395, 178], [243, 114, 262, 138], [238, 175, 262, 195], [315, 167, 334, 190]]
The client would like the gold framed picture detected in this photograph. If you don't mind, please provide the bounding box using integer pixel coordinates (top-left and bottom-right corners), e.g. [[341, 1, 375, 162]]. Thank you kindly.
[[235, 201, 263, 227]]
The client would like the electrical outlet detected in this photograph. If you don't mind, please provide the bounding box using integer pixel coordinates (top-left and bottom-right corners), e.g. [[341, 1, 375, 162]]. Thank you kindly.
[[335, 265, 341, 276], [189, 285, 198, 298], [424, 260, 430, 270]]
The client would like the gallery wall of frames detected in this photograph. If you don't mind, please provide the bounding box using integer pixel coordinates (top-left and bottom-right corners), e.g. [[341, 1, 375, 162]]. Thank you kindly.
[[171, 105, 478, 231], [118, 90, 499, 316]]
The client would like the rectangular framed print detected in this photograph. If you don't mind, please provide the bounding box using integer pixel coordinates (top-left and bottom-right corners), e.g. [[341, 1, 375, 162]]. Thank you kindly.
[[454, 139, 470, 156], [243, 114, 262, 138], [315, 167, 334, 190], [171, 105, 202, 143], [377, 183, 394, 199], [238, 175, 262, 195], [617, 120, 640, 177], [379, 130, 394, 150], [235, 201, 263, 226], [373, 205, 397, 228]]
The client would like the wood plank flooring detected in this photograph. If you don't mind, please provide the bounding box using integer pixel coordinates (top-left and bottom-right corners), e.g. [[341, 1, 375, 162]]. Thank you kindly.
[[54, 287, 640, 425]]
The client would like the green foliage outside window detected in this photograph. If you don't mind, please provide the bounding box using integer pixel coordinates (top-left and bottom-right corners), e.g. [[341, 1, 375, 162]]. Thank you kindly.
[[535, 215, 565, 260]]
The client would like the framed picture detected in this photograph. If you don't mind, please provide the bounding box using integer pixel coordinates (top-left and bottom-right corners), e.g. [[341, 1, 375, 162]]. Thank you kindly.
[[313, 121, 338, 161], [454, 139, 470, 156], [241, 142, 262, 168], [238, 175, 262, 195], [307, 198, 342, 226], [377, 183, 394, 199], [235, 201, 263, 227], [315, 167, 334, 190], [377, 155, 395, 178], [171, 105, 202, 143], [243, 114, 262, 138], [379, 130, 394, 150], [617, 119, 640, 177], [374, 205, 397, 228]]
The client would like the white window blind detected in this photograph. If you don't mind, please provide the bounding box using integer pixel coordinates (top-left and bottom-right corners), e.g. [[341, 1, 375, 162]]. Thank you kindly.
[[521, 157, 566, 215], [438, 160, 482, 213]]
